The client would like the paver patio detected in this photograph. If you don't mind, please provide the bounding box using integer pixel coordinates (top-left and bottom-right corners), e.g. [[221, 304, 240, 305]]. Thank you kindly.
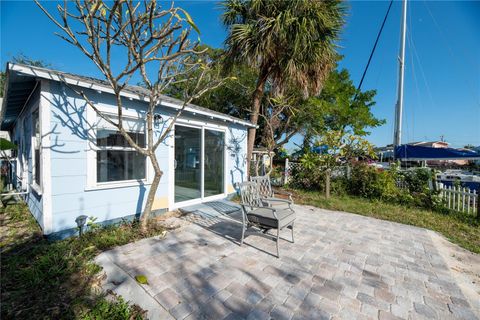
[[95, 202, 479, 320]]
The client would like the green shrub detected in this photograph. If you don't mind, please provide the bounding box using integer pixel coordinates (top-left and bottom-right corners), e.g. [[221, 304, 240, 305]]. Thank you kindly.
[[270, 166, 285, 186], [397, 168, 442, 210], [290, 158, 446, 212], [289, 153, 325, 190], [81, 296, 145, 320], [347, 162, 398, 201], [331, 176, 348, 196], [401, 168, 433, 193]]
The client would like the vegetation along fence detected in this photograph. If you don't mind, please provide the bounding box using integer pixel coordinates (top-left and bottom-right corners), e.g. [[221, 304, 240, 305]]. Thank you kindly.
[[281, 158, 479, 218], [283, 160, 350, 185], [436, 183, 479, 215]]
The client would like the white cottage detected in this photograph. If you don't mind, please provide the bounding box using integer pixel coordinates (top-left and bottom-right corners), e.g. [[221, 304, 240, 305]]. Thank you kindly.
[[1, 63, 252, 239]]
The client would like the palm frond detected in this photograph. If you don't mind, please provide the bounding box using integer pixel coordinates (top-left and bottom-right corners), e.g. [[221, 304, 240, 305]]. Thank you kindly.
[[222, 0, 346, 97]]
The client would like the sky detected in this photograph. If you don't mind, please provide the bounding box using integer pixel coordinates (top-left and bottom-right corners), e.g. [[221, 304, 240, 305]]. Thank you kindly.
[[1, 0, 479, 150]]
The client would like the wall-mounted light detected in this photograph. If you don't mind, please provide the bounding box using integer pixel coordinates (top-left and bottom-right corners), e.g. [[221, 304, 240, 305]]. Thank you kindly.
[[154, 113, 163, 128], [75, 215, 88, 237]]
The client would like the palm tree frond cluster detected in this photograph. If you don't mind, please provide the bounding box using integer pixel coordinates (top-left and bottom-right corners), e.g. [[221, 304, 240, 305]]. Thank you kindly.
[[222, 0, 345, 97]]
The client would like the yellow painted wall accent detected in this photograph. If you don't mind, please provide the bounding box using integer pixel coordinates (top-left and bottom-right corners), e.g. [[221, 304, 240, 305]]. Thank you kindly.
[[152, 196, 169, 210], [227, 184, 236, 194]]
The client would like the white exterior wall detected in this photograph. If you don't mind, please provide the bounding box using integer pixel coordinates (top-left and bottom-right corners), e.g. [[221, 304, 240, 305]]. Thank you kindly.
[[43, 80, 247, 237]]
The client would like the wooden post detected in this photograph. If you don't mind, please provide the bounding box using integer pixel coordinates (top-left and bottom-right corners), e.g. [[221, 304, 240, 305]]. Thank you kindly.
[[325, 168, 331, 199], [284, 158, 289, 185], [472, 190, 476, 214]]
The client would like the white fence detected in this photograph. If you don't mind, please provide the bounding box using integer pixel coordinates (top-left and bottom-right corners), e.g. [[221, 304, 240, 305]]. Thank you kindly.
[[437, 183, 478, 215]]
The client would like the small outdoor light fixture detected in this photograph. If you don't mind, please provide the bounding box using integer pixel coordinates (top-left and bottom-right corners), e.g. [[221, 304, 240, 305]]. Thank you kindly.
[[75, 215, 88, 237], [153, 113, 162, 128]]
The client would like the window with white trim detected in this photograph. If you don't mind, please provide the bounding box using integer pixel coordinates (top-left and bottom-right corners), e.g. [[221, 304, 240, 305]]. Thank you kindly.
[[95, 118, 146, 183]]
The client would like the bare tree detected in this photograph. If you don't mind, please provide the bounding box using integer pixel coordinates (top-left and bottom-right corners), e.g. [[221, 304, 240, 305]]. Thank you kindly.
[[257, 96, 302, 174], [36, 0, 227, 231]]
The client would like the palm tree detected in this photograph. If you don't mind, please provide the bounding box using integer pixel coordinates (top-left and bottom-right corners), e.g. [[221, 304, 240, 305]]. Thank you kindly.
[[222, 0, 345, 173]]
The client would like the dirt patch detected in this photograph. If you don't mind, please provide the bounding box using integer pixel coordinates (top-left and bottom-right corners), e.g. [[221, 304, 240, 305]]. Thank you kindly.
[[428, 230, 480, 316], [152, 210, 191, 231]]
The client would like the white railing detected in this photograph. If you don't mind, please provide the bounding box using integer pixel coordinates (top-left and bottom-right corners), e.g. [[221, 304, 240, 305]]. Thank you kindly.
[[437, 183, 478, 214]]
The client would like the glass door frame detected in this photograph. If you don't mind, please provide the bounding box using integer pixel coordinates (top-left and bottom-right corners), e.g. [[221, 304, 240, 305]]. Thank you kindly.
[[169, 121, 227, 209]]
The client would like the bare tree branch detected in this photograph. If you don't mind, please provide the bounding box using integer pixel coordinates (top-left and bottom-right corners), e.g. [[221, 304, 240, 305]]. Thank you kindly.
[[36, 0, 230, 229]]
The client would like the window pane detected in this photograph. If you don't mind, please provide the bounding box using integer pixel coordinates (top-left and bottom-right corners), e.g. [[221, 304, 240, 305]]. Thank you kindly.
[[204, 130, 224, 197], [174, 126, 201, 202], [32, 109, 41, 186], [34, 149, 40, 185], [97, 130, 145, 148], [97, 150, 146, 182], [32, 110, 39, 137]]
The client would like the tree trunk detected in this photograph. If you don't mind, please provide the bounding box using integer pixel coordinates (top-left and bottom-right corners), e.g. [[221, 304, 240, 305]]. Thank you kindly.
[[325, 168, 331, 199], [246, 69, 269, 177], [140, 153, 163, 232]]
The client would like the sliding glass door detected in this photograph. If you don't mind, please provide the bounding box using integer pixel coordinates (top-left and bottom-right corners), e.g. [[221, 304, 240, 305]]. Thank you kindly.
[[174, 125, 225, 204], [174, 126, 202, 202], [204, 130, 225, 197]]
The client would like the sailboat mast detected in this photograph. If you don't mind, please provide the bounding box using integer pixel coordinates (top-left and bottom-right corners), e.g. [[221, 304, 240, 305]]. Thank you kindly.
[[393, 0, 408, 148]]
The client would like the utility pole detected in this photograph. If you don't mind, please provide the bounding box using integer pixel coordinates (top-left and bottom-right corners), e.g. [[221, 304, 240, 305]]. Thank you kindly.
[[393, 0, 408, 148]]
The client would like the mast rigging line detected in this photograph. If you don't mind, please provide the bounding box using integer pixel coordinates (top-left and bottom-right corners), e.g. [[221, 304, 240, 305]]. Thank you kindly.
[[353, 0, 394, 101]]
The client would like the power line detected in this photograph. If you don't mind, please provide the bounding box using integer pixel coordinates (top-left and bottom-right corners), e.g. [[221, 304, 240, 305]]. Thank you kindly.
[[353, 0, 394, 98]]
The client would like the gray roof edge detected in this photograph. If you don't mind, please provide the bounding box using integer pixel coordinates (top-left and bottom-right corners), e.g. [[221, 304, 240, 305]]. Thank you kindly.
[[6, 63, 256, 128]]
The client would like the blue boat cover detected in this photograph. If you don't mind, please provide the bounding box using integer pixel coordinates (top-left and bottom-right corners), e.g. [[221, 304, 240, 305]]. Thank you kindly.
[[395, 145, 480, 160]]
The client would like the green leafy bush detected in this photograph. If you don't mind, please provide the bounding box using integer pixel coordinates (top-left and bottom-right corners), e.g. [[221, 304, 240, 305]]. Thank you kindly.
[[397, 168, 442, 209], [401, 168, 432, 193], [81, 296, 145, 320], [290, 157, 444, 212], [347, 162, 398, 201], [270, 166, 285, 186], [289, 153, 326, 190]]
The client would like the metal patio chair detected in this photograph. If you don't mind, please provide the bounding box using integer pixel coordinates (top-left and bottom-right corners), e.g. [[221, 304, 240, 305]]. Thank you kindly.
[[238, 181, 295, 257], [250, 175, 294, 209]]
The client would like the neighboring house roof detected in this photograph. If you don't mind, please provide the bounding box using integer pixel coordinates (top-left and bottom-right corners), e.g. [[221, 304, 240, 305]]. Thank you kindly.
[[0, 63, 256, 130]]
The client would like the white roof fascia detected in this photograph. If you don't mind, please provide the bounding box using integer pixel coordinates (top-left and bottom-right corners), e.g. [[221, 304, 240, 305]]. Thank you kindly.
[[159, 100, 254, 127], [9, 63, 256, 128]]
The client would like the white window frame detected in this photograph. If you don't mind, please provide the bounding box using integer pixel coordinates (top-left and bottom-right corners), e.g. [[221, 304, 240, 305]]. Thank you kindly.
[[169, 119, 228, 209], [85, 108, 153, 191], [31, 107, 42, 195]]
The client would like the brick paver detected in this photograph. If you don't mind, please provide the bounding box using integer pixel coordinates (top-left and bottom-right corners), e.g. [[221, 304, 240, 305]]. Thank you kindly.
[[97, 204, 479, 320]]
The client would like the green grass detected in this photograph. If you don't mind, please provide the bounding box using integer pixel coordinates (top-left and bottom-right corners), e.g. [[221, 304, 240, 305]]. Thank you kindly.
[[291, 190, 480, 254], [81, 296, 145, 320], [1, 202, 165, 319]]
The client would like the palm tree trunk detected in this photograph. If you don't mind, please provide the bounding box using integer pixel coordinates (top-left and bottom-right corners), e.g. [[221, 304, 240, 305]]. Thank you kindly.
[[247, 68, 269, 177]]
